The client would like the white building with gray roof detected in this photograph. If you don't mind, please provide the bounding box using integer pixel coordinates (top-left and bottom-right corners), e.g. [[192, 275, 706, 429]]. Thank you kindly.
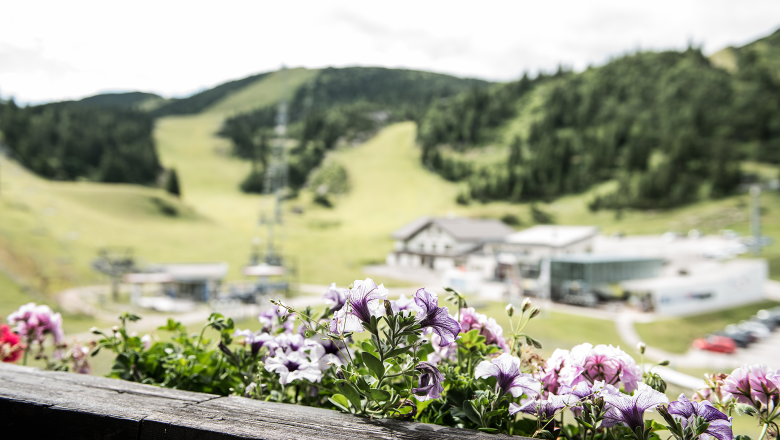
[[386, 217, 515, 271]]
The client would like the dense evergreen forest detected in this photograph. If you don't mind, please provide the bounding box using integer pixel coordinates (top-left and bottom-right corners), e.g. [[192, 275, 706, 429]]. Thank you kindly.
[[218, 67, 488, 193], [0, 100, 161, 184], [417, 34, 780, 209]]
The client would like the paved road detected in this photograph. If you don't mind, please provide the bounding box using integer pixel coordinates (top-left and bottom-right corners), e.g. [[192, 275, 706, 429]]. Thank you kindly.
[[58, 284, 325, 342]]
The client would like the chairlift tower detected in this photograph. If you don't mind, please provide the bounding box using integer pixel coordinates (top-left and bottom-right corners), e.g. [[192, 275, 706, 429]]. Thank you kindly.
[[260, 67, 289, 265]]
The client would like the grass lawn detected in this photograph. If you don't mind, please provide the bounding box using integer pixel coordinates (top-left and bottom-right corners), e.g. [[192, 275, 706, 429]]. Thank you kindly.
[[635, 300, 780, 353], [0, 271, 37, 318], [475, 301, 626, 356]]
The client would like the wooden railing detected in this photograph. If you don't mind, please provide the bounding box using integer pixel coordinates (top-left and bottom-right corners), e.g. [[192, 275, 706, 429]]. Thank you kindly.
[[0, 363, 526, 439]]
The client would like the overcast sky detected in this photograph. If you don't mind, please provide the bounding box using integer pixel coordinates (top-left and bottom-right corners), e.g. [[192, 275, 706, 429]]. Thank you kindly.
[[2, 0, 780, 104]]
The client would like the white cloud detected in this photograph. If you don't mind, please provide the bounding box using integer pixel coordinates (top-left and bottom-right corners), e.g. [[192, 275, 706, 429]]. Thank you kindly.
[[1, 0, 779, 104]]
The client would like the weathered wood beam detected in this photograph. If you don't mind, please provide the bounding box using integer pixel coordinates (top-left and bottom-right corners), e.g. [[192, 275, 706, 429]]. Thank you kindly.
[[0, 364, 526, 439]]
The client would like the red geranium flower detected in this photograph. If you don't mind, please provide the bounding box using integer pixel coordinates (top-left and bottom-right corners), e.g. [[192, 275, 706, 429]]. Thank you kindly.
[[0, 324, 25, 363]]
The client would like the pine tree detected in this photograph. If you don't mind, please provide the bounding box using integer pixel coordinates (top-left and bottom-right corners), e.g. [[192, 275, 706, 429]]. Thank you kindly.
[[166, 168, 181, 198]]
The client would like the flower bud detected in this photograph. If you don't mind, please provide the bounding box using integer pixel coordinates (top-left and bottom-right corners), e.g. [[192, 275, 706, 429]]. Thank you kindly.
[[384, 300, 394, 316], [111, 326, 119, 333], [521, 298, 532, 312], [505, 304, 515, 317], [637, 342, 646, 354], [658, 359, 670, 366], [529, 307, 541, 319]]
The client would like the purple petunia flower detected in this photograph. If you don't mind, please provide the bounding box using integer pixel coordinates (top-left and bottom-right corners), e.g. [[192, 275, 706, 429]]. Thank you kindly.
[[475, 353, 541, 398], [305, 339, 344, 371], [258, 303, 295, 333], [329, 306, 364, 334], [458, 307, 509, 351], [555, 343, 643, 393], [264, 349, 323, 385], [722, 364, 780, 407], [323, 283, 348, 312], [7, 302, 63, 344], [427, 333, 457, 364], [557, 380, 621, 417], [348, 278, 388, 323], [414, 288, 461, 347], [541, 348, 570, 394], [329, 279, 388, 334], [746, 365, 780, 406], [413, 361, 445, 401], [234, 329, 279, 355], [602, 383, 669, 431], [390, 293, 423, 314], [312, 337, 350, 366], [275, 333, 306, 352], [668, 394, 733, 440], [509, 394, 577, 420]]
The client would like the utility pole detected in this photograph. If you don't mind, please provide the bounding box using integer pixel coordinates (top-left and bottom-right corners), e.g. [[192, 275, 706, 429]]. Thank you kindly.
[[750, 185, 762, 255]]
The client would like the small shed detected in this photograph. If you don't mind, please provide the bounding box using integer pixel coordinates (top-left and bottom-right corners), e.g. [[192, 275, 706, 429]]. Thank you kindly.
[[125, 262, 229, 302]]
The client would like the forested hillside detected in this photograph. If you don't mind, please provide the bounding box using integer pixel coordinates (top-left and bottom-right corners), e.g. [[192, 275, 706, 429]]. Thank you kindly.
[[77, 92, 162, 109], [0, 99, 161, 184], [3, 27, 778, 206], [150, 71, 272, 117], [724, 28, 780, 164], [418, 40, 780, 209], [218, 67, 488, 193]]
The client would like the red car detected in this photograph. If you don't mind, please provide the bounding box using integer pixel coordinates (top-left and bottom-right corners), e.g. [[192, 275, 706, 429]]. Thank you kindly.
[[693, 335, 736, 354]]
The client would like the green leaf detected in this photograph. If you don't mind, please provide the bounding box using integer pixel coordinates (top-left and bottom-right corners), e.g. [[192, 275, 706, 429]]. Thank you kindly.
[[368, 389, 391, 401], [362, 352, 384, 379], [647, 420, 668, 432], [361, 341, 375, 353], [485, 409, 505, 418], [478, 428, 499, 433], [574, 417, 594, 429], [397, 405, 414, 415], [335, 380, 362, 410], [329, 394, 351, 412], [462, 400, 482, 425], [535, 430, 555, 440], [385, 346, 412, 358]]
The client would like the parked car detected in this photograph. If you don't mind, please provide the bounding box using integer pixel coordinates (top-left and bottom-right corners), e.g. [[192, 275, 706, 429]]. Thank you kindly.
[[693, 335, 737, 354], [750, 315, 777, 331], [712, 330, 751, 348], [726, 324, 759, 342], [737, 321, 771, 339], [758, 309, 780, 326]]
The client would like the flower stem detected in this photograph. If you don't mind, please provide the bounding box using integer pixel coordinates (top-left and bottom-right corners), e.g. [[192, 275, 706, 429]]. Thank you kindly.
[[194, 324, 208, 353], [758, 422, 770, 440]]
